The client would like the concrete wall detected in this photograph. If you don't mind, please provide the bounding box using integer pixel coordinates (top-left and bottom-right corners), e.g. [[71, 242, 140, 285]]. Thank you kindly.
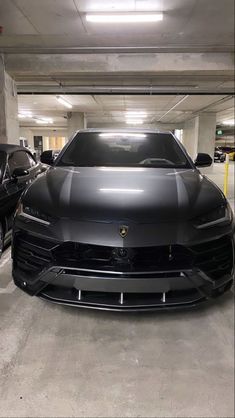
[[19, 128, 69, 146], [197, 113, 217, 158], [182, 118, 199, 159], [0, 56, 19, 144], [183, 113, 216, 160], [19, 127, 34, 149], [67, 112, 86, 138]]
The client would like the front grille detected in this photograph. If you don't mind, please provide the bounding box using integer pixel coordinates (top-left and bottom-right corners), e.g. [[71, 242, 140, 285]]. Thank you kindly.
[[14, 234, 56, 279], [189, 236, 234, 280], [14, 232, 234, 282], [54, 242, 193, 272]]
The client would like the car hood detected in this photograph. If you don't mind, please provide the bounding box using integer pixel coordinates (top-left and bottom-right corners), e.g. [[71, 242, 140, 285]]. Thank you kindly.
[[23, 166, 224, 223]]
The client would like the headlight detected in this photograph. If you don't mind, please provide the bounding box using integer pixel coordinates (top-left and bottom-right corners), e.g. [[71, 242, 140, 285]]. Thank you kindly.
[[194, 204, 233, 229], [19, 205, 53, 225]]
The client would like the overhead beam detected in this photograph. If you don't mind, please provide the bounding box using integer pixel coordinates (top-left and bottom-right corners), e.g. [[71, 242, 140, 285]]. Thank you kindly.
[[5, 53, 234, 76], [1, 46, 234, 54]]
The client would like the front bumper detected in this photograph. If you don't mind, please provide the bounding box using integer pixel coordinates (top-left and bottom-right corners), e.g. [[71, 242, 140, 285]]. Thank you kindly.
[[12, 230, 234, 311]]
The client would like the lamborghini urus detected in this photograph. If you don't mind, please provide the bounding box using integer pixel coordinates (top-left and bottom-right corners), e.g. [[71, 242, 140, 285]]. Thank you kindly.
[[12, 130, 234, 311]]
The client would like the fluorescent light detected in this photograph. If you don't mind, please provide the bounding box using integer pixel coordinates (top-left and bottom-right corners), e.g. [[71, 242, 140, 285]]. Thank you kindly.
[[126, 119, 144, 125], [56, 96, 72, 109], [35, 118, 53, 124], [222, 119, 235, 126], [125, 111, 147, 118], [86, 13, 163, 23], [36, 120, 46, 124], [99, 133, 146, 138], [18, 111, 33, 118]]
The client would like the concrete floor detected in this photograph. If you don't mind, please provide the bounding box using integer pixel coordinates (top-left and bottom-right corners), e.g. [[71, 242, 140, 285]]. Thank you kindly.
[[0, 163, 234, 418]]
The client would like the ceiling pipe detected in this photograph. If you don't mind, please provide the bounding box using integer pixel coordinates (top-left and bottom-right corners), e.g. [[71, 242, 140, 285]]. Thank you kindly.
[[156, 95, 189, 122], [176, 95, 234, 125], [1, 46, 234, 54], [16, 86, 235, 95]]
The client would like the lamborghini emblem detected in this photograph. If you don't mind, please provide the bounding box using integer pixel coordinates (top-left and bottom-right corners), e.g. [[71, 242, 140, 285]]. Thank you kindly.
[[119, 225, 129, 238]]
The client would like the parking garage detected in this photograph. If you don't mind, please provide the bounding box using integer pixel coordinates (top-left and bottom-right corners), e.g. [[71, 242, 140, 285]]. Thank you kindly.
[[0, 1, 234, 417]]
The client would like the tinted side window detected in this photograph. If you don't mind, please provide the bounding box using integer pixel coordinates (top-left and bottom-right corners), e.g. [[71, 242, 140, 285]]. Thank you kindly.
[[8, 151, 35, 175], [0, 152, 6, 182]]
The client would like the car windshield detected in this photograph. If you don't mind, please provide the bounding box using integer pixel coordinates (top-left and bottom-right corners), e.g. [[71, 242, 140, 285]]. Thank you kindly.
[[56, 132, 191, 169]]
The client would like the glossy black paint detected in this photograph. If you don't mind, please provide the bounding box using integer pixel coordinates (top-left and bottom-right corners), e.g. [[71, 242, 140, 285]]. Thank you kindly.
[[194, 153, 213, 167], [21, 166, 224, 226], [40, 150, 57, 166], [12, 130, 235, 310], [0, 144, 42, 254]]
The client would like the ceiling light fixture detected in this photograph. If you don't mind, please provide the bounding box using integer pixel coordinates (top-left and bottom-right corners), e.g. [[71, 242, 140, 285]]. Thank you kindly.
[[126, 120, 144, 125], [56, 96, 72, 109], [222, 119, 235, 126], [86, 13, 163, 23], [36, 120, 46, 124], [125, 111, 147, 118], [18, 111, 33, 118], [35, 118, 53, 124]]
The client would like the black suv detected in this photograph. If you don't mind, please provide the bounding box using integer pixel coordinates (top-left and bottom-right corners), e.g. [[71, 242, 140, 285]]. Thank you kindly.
[[12, 130, 234, 311], [0, 144, 42, 258]]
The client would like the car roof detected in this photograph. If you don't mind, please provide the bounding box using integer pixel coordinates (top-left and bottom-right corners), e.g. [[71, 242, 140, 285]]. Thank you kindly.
[[75, 128, 171, 134], [0, 144, 27, 154]]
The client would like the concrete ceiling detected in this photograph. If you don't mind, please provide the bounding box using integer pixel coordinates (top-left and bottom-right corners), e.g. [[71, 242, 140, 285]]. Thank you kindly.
[[18, 93, 234, 128], [0, 0, 234, 52], [0, 1, 233, 96], [1, 0, 234, 129]]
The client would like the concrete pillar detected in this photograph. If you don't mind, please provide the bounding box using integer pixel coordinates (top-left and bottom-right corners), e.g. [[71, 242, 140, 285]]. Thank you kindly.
[[19, 127, 34, 149], [197, 113, 217, 158], [0, 55, 19, 144], [67, 112, 86, 138], [182, 118, 198, 159], [183, 113, 216, 160]]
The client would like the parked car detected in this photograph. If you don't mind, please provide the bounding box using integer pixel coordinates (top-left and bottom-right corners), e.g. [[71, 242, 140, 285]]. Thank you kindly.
[[218, 146, 235, 159], [218, 146, 234, 154], [12, 130, 234, 311], [0, 144, 42, 258], [214, 147, 226, 163]]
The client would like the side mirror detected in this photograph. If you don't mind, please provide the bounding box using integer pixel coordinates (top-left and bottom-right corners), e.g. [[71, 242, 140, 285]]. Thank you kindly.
[[40, 150, 55, 166], [12, 168, 29, 178], [194, 153, 213, 167]]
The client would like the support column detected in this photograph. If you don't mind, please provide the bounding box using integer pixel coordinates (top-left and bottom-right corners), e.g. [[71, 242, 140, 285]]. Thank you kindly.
[[67, 112, 86, 138], [183, 113, 216, 160], [19, 127, 34, 149], [0, 55, 19, 144]]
